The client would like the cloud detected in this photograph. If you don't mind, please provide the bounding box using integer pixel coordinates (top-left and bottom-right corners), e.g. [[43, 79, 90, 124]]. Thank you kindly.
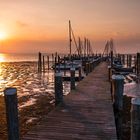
[[16, 21, 28, 28]]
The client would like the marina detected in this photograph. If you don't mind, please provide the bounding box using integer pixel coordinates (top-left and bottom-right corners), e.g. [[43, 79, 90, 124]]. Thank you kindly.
[[0, 1, 140, 139], [0, 25, 140, 140]]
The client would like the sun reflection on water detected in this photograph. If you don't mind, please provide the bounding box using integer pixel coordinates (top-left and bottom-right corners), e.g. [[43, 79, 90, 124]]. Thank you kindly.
[[0, 62, 3, 95], [0, 54, 5, 62]]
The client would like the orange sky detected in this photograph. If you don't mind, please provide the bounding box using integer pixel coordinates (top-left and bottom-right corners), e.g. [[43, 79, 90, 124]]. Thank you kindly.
[[0, 0, 140, 54]]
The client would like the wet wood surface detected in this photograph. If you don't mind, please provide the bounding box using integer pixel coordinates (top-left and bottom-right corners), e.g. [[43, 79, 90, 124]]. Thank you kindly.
[[22, 62, 117, 140]]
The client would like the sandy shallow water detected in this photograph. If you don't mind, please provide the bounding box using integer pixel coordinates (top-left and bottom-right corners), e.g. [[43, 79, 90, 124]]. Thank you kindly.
[[0, 61, 70, 139]]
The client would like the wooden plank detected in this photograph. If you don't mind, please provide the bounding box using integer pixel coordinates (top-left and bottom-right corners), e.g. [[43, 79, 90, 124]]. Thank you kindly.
[[22, 62, 117, 140]]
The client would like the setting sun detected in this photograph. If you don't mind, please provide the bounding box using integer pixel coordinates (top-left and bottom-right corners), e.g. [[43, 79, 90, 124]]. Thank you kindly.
[[0, 31, 7, 40]]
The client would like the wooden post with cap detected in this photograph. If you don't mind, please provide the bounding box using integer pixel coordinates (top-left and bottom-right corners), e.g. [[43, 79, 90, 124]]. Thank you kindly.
[[131, 98, 140, 140], [112, 75, 124, 140], [70, 67, 76, 90], [54, 72, 63, 106], [4, 88, 19, 140]]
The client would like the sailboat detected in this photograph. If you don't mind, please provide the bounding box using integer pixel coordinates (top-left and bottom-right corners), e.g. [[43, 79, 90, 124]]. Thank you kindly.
[[52, 20, 83, 71]]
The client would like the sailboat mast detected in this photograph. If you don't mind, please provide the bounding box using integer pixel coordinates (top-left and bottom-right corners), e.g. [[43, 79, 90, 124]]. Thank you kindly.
[[69, 20, 72, 56]]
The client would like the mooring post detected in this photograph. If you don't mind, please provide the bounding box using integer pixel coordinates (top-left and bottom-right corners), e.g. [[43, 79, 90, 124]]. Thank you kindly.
[[136, 53, 140, 76], [38, 52, 40, 72], [133, 55, 136, 69], [55, 72, 63, 106], [43, 55, 45, 73], [70, 67, 76, 90], [118, 54, 121, 62], [108, 66, 112, 82], [127, 54, 129, 67], [124, 54, 126, 65], [55, 52, 58, 62], [87, 61, 90, 73], [47, 55, 49, 71], [129, 55, 132, 68], [122, 54, 125, 65], [38, 52, 42, 73], [112, 75, 124, 140], [58, 55, 61, 72], [54, 57, 57, 73], [87, 62, 89, 75], [52, 53, 54, 64], [58, 55, 60, 64], [4, 88, 19, 140], [131, 98, 140, 140]]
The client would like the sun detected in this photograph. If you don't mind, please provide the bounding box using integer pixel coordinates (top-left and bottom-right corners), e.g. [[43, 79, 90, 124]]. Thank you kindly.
[[0, 31, 7, 40]]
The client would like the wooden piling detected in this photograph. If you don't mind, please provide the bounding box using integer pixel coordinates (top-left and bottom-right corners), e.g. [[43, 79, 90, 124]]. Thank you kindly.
[[131, 97, 140, 140], [54, 72, 63, 106], [108, 66, 112, 81], [54, 57, 57, 72], [131, 98, 140, 140], [52, 53, 54, 64], [136, 53, 140, 76], [122, 54, 125, 65], [58, 55, 61, 72], [128, 55, 132, 68], [43, 55, 45, 72], [47, 55, 49, 71], [58, 55, 60, 63], [118, 54, 121, 62], [133, 55, 137, 73], [112, 75, 124, 140], [70, 67, 76, 90], [4, 88, 19, 140], [38, 52, 42, 73], [127, 54, 129, 67], [55, 52, 58, 62]]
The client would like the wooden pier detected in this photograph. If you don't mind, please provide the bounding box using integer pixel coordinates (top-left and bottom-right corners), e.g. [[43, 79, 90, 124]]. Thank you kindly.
[[22, 62, 117, 140]]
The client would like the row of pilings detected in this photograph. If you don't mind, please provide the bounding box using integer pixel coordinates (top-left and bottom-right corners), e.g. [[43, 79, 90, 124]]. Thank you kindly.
[[37, 52, 102, 73], [3, 52, 103, 140], [109, 52, 140, 140], [3, 51, 140, 140]]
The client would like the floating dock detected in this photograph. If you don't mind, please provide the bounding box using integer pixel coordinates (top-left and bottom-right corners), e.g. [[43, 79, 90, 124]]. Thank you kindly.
[[22, 62, 117, 140]]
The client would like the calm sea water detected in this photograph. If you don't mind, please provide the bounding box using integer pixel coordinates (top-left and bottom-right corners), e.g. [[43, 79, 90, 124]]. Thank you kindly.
[[1, 53, 139, 98], [0, 53, 41, 62], [0, 53, 70, 105], [0, 53, 70, 139], [0, 53, 66, 62]]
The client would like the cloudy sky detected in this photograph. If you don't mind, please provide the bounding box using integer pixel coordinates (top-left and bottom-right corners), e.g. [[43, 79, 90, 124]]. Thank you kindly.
[[0, 0, 140, 53]]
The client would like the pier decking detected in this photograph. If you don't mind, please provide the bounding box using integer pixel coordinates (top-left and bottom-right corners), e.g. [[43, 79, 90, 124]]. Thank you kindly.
[[22, 62, 117, 140]]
